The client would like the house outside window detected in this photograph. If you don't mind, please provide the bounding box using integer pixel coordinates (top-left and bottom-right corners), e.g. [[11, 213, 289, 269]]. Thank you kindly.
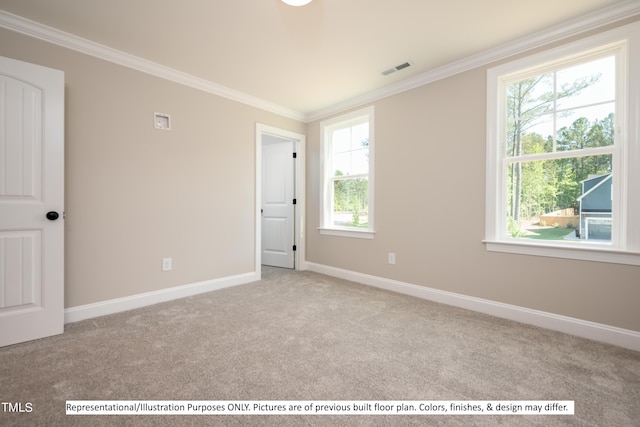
[[577, 173, 612, 240], [485, 22, 640, 265], [320, 106, 375, 239]]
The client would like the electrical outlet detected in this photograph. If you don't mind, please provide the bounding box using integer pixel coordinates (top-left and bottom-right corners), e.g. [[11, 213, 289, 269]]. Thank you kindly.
[[388, 252, 396, 265], [162, 257, 172, 272]]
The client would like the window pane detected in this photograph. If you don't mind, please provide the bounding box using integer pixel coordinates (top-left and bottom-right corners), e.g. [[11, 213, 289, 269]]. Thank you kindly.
[[505, 155, 612, 242], [505, 57, 616, 157], [505, 74, 554, 156], [332, 177, 368, 228], [507, 114, 554, 157], [556, 56, 615, 110], [332, 122, 369, 175], [350, 148, 369, 174], [334, 149, 368, 176], [556, 108, 615, 151], [332, 127, 352, 153], [332, 123, 369, 154], [333, 152, 349, 176], [351, 122, 369, 150]]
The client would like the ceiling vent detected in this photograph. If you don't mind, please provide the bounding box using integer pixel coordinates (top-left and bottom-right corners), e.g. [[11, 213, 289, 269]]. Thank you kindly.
[[381, 61, 412, 76]]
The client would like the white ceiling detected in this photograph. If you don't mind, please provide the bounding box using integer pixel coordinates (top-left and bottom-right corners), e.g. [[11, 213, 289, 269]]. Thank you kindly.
[[0, 0, 636, 120]]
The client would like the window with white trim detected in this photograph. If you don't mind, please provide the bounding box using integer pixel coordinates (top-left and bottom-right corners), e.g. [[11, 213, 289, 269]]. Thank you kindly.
[[320, 106, 374, 238], [485, 22, 640, 265]]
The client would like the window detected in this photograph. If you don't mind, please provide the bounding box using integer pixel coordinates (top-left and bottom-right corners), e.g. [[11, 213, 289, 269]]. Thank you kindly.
[[486, 22, 640, 265], [320, 106, 374, 238]]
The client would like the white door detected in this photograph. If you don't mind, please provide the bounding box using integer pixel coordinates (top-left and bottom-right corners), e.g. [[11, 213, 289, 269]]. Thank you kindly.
[[261, 136, 295, 269], [0, 56, 65, 347]]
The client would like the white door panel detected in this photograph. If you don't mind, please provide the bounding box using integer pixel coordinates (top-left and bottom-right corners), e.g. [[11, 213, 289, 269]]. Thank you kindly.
[[263, 217, 288, 252], [261, 137, 294, 268], [1, 231, 41, 309], [0, 56, 64, 347]]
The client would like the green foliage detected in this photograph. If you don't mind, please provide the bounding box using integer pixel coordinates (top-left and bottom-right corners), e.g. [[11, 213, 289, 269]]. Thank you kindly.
[[352, 211, 360, 225], [333, 171, 368, 227], [507, 217, 527, 238]]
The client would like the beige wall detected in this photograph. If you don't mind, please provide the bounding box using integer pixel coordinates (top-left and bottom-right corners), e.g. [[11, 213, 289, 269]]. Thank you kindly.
[[0, 28, 304, 308], [306, 26, 640, 333]]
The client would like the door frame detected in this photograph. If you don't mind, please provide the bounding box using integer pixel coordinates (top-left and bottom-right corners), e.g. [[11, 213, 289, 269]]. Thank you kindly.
[[256, 124, 306, 277]]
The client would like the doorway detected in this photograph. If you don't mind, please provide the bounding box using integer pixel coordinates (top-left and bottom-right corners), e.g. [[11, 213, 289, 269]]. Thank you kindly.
[[255, 124, 305, 275]]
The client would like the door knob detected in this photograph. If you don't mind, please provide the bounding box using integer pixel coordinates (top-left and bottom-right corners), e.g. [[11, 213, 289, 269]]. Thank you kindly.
[[46, 211, 59, 221]]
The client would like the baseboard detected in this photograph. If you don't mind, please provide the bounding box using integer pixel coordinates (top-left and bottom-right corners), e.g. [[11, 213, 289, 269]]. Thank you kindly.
[[306, 262, 640, 352], [64, 271, 259, 324]]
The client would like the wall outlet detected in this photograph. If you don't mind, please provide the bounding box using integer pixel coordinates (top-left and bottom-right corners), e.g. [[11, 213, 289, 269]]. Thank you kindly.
[[162, 257, 172, 272], [388, 252, 396, 265]]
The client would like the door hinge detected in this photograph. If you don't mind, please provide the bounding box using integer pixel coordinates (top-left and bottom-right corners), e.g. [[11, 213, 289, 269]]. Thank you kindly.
[[293, 198, 297, 205], [293, 152, 297, 158], [293, 245, 297, 251]]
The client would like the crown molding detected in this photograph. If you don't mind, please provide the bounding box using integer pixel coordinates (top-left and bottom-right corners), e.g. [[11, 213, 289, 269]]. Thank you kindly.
[[0, 10, 306, 122], [2, 1, 639, 124], [305, 0, 640, 122]]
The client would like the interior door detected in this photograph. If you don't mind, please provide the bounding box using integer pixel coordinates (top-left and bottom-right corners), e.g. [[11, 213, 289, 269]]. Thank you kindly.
[[261, 136, 295, 269], [0, 56, 65, 347]]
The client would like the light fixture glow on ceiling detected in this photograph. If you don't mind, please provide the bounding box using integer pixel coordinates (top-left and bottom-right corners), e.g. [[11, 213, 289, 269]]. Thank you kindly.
[[282, 0, 312, 6]]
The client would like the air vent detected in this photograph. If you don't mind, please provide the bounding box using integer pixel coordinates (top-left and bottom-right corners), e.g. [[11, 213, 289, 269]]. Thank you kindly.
[[381, 61, 412, 76]]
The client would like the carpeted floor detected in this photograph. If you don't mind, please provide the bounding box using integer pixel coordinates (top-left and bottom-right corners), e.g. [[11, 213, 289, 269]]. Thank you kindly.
[[1, 267, 639, 426]]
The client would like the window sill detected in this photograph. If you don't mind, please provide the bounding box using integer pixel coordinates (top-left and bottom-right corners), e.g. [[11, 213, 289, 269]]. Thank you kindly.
[[483, 239, 640, 266], [318, 227, 375, 239]]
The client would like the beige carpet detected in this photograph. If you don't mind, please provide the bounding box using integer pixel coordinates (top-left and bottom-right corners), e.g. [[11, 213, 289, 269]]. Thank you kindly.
[[1, 267, 638, 426]]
